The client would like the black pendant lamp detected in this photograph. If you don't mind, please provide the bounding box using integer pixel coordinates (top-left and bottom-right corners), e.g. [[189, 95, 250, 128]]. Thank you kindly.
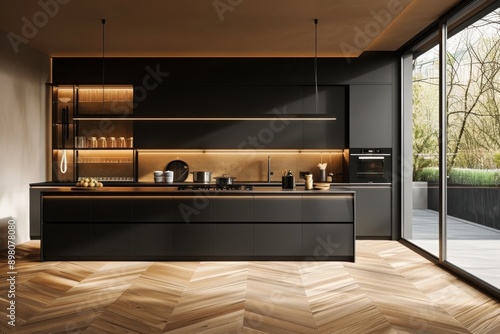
[[314, 18, 319, 114], [101, 18, 106, 113]]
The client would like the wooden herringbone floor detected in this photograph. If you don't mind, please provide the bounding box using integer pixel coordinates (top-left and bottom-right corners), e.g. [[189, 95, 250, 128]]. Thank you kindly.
[[1, 240, 499, 333]]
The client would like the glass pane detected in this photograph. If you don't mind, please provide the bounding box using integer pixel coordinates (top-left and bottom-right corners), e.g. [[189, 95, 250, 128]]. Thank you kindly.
[[446, 8, 500, 289], [404, 45, 440, 256]]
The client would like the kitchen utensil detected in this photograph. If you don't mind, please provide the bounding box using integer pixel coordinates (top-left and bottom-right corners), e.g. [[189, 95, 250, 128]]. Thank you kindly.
[[166, 160, 189, 182], [214, 174, 236, 187], [191, 171, 212, 183]]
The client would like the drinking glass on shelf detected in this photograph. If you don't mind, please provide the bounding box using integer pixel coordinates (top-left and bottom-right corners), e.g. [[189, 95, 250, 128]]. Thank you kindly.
[[118, 137, 126, 148], [108, 137, 117, 148], [90, 137, 98, 148], [98, 137, 107, 148], [75, 136, 86, 148], [127, 137, 133, 148]]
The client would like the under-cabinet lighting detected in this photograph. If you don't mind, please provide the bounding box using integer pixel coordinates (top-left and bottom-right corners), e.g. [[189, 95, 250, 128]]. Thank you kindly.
[[139, 149, 344, 154], [73, 117, 337, 121], [76, 85, 132, 90]]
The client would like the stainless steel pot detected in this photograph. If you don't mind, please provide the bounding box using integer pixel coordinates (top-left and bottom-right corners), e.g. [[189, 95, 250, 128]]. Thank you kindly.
[[191, 171, 212, 183], [214, 174, 236, 187]]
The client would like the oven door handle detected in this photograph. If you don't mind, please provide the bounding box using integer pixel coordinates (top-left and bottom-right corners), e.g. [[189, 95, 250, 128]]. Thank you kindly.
[[357, 156, 385, 159]]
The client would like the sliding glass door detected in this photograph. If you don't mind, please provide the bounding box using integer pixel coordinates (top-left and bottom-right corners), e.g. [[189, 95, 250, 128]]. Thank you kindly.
[[445, 8, 500, 289], [402, 45, 440, 257], [402, 3, 500, 296]]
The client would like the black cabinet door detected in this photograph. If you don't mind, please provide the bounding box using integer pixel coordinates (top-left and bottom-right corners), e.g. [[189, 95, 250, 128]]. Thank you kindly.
[[172, 197, 212, 222], [212, 224, 253, 256], [134, 120, 302, 149], [253, 197, 302, 222], [133, 223, 173, 257], [43, 196, 91, 222], [92, 197, 133, 223], [92, 223, 134, 257], [212, 196, 253, 222], [133, 197, 173, 222], [43, 223, 92, 258], [173, 224, 212, 256], [349, 84, 393, 148], [254, 223, 302, 256], [350, 187, 391, 237], [134, 85, 303, 117], [303, 224, 354, 258], [302, 120, 345, 149], [301, 86, 347, 115], [302, 196, 354, 222]]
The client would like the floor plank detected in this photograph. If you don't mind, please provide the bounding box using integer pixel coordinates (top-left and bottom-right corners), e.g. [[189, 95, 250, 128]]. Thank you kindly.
[[1, 240, 499, 333]]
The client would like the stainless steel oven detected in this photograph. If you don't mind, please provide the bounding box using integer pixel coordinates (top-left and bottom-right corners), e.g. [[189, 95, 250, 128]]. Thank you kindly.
[[349, 148, 392, 183]]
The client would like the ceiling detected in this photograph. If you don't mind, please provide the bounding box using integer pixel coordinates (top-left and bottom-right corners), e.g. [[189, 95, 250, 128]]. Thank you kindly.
[[0, 0, 460, 57]]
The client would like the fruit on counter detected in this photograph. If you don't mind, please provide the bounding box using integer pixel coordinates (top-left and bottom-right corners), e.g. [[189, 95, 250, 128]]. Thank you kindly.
[[76, 177, 103, 188]]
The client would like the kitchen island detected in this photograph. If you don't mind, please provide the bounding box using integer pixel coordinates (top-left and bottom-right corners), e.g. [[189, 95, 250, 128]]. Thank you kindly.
[[30, 183, 355, 261]]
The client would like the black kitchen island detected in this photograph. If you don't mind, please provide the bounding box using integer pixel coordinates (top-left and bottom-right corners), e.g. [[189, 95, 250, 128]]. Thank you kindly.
[[30, 183, 356, 262]]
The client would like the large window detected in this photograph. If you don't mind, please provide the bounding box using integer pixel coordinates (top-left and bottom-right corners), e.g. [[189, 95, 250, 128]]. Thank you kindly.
[[445, 8, 500, 288], [402, 4, 500, 297], [404, 45, 440, 257]]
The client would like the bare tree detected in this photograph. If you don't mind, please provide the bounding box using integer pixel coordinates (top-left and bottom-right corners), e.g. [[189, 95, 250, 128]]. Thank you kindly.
[[446, 9, 500, 170]]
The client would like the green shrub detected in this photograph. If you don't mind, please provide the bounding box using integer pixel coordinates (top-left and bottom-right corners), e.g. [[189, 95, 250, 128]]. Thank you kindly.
[[494, 152, 500, 168], [417, 167, 499, 186], [417, 167, 439, 183]]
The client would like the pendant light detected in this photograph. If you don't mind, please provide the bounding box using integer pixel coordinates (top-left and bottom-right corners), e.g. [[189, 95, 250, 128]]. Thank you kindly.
[[314, 18, 319, 114], [102, 18, 106, 113]]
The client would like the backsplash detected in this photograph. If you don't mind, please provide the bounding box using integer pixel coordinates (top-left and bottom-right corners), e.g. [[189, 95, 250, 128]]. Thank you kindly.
[[138, 151, 345, 183]]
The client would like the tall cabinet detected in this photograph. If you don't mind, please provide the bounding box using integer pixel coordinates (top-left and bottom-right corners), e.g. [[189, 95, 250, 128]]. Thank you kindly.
[[51, 84, 135, 182]]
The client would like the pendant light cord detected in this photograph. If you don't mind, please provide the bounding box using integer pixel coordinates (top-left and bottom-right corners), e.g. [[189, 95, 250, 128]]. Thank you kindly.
[[314, 19, 318, 114], [102, 18, 106, 113]]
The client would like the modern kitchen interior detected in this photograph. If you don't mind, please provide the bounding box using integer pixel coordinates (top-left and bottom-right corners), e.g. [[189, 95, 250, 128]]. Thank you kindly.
[[1, 0, 499, 332]]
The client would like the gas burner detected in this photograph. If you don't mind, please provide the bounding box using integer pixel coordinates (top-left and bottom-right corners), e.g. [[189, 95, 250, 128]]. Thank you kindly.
[[216, 185, 254, 191], [177, 184, 253, 191]]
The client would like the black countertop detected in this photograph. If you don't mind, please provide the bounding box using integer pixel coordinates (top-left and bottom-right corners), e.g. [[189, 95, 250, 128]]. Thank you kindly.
[[30, 181, 390, 188], [32, 185, 355, 195]]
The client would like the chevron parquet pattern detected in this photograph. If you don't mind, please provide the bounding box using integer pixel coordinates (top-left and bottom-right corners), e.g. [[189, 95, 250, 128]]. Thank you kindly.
[[1, 240, 499, 333]]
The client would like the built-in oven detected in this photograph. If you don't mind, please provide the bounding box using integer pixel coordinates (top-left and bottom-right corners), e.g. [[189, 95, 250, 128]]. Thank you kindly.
[[349, 148, 392, 183]]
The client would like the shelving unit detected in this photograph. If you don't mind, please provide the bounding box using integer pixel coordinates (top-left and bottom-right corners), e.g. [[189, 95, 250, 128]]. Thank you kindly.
[[51, 84, 136, 182]]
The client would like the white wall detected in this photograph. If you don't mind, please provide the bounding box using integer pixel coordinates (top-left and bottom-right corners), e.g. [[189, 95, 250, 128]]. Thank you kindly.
[[0, 30, 49, 248]]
